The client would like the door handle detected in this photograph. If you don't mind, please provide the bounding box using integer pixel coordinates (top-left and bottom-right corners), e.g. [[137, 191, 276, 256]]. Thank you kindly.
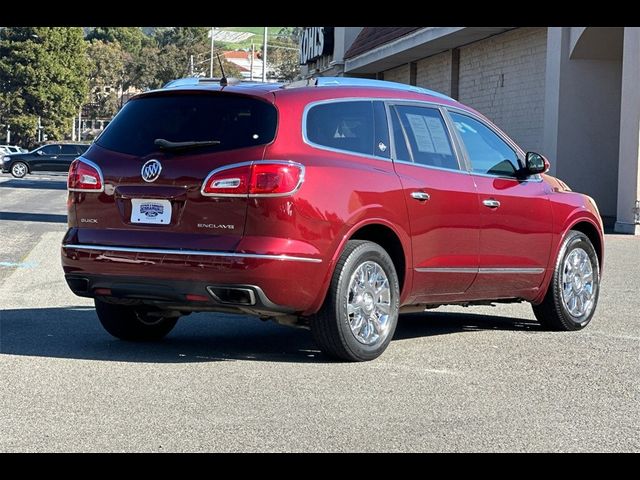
[[411, 191, 431, 201], [51, 156, 57, 159], [482, 199, 501, 208]]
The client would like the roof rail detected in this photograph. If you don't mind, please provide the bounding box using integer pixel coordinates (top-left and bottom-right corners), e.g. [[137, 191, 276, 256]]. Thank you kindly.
[[162, 77, 246, 88], [313, 77, 454, 101]]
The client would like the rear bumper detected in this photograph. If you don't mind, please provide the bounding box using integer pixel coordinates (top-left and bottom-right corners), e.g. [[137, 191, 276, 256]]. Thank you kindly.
[[61, 242, 327, 315]]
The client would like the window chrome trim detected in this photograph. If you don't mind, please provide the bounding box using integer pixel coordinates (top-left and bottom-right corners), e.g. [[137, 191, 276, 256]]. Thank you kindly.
[[302, 97, 452, 163], [62, 244, 322, 263], [67, 157, 105, 193], [300, 97, 543, 182], [200, 160, 306, 198]]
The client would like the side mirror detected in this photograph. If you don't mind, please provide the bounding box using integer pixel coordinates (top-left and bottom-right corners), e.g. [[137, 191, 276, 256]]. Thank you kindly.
[[525, 152, 549, 175], [36, 150, 44, 156]]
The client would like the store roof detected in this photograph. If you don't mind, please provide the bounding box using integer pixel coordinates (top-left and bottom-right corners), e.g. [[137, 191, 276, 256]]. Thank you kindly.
[[344, 27, 421, 59]]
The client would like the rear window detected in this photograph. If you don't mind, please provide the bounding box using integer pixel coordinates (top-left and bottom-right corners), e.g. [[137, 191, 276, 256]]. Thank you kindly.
[[95, 93, 277, 156]]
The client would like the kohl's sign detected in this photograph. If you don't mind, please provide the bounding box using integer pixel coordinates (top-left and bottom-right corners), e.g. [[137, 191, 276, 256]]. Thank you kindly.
[[299, 27, 334, 65]]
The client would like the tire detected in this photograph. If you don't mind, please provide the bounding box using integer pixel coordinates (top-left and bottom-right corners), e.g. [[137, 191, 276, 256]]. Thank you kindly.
[[533, 230, 600, 331], [10, 162, 28, 178], [311, 240, 400, 362], [95, 299, 179, 341]]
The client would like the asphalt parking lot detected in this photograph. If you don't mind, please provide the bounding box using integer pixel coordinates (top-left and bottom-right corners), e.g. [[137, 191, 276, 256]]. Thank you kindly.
[[0, 173, 638, 452]]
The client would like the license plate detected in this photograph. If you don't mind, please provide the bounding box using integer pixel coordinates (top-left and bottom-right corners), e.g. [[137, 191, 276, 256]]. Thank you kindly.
[[130, 199, 172, 225]]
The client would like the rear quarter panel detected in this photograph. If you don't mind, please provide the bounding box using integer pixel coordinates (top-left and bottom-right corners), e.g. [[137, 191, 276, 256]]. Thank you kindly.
[[257, 89, 413, 314]]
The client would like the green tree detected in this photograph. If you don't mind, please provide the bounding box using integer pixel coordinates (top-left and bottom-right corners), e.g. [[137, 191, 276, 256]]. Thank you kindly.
[[269, 27, 301, 81], [86, 27, 150, 56], [0, 27, 89, 147], [127, 44, 161, 90], [155, 27, 209, 48], [150, 28, 241, 87], [86, 40, 126, 118]]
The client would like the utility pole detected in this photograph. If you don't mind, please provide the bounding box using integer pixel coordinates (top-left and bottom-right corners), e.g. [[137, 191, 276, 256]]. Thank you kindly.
[[250, 43, 254, 81], [210, 27, 215, 78], [37, 116, 42, 143], [6, 125, 10, 144], [77, 107, 82, 142], [262, 27, 268, 82], [189, 54, 194, 76]]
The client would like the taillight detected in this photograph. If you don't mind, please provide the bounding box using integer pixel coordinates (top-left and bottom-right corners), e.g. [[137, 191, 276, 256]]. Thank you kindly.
[[201, 161, 304, 197], [201, 163, 251, 196], [68, 158, 104, 192]]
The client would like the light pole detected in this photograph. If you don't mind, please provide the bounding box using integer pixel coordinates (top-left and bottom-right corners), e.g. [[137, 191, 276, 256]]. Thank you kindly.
[[210, 27, 215, 77], [262, 27, 268, 82]]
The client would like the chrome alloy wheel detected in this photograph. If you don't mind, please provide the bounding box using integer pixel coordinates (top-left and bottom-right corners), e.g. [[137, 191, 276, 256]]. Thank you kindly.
[[561, 247, 596, 318], [347, 261, 392, 346], [11, 163, 26, 177]]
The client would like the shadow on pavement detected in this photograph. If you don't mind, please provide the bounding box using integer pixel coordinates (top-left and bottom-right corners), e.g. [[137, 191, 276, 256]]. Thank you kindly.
[[0, 306, 542, 364], [0, 212, 67, 223], [395, 311, 542, 340], [0, 179, 68, 190]]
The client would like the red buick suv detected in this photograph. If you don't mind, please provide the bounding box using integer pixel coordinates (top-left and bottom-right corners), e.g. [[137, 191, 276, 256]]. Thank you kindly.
[[62, 77, 604, 361]]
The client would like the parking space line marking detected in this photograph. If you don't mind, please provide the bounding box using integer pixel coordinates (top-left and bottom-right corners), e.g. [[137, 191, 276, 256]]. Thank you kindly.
[[0, 261, 37, 268]]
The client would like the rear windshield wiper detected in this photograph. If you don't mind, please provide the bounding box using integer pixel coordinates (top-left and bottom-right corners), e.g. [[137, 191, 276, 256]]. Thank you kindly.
[[154, 138, 221, 151]]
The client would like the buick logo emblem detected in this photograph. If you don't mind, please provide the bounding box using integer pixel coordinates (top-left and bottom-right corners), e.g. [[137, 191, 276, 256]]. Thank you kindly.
[[141, 159, 162, 183]]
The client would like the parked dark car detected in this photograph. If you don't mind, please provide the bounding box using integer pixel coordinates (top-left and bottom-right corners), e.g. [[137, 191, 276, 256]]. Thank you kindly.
[[2, 143, 89, 178], [61, 77, 603, 362]]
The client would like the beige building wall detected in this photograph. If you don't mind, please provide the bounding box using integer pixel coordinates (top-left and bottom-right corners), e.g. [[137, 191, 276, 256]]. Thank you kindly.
[[543, 27, 623, 219], [615, 27, 640, 234], [382, 64, 410, 83], [415, 51, 452, 96], [340, 26, 639, 232], [458, 27, 547, 153]]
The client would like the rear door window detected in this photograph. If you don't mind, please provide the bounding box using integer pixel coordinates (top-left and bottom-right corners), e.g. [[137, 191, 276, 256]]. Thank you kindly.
[[306, 101, 375, 156], [95, 93, 277, 157], [61, 145, 78, 155], [391, 105, 459, 170]]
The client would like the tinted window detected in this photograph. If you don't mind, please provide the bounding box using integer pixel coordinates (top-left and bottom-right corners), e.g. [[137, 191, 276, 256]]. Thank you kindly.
[[393, 105, 458, 170], [75, 145, 89, 155], [96, 93, 277, 156], [306, 101, 374, 156], [61, 145, 78, 154], [40, 145, 60, 155], [450, 112, 520, 177]]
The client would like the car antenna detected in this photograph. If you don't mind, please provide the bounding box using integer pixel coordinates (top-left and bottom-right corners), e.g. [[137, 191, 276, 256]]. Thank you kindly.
[[216, 53, 227, 87]]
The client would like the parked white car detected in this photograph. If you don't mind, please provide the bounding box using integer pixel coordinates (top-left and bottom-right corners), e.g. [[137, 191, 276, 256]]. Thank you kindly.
[[0, 145, 27, 154]]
